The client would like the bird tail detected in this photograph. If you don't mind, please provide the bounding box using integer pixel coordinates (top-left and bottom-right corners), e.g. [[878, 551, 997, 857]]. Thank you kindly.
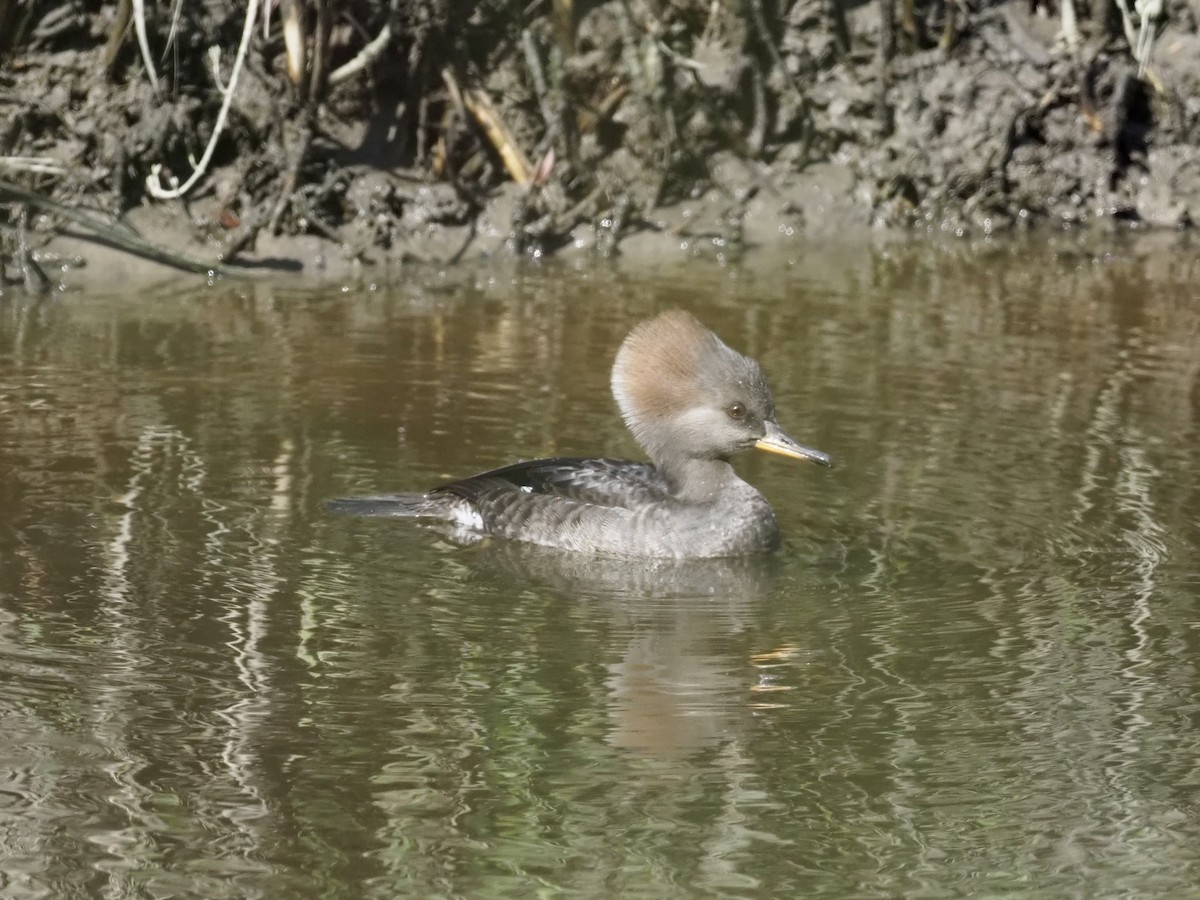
[[326, 493, 442, 518]]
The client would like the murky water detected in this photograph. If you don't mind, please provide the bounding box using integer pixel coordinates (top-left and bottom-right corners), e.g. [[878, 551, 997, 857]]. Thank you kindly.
[[2, 237, 1199, 897]]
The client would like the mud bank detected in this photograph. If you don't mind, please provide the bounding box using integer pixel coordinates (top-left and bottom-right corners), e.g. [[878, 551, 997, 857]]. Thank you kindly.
[[2, 0, 1198, 289]]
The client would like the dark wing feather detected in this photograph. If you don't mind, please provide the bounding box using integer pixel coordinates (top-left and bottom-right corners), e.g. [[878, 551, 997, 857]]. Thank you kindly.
[[424, 457, 663, 545], [432, 457, 669, 509], [329, 458, 671, 548]]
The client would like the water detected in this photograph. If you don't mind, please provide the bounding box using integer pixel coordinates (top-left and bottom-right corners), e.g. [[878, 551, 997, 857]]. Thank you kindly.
[[2, 237, 1199, 897]]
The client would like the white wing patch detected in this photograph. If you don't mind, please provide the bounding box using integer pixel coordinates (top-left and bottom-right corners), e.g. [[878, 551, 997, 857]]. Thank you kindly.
[[448, 501, 485, 530]]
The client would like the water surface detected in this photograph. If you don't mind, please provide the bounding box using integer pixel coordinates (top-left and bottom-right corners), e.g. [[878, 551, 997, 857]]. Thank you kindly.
[[2, 238, 1199, 897]]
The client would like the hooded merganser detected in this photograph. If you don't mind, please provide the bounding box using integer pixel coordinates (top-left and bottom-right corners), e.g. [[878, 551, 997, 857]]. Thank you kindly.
[[329, 310, 832, 558]]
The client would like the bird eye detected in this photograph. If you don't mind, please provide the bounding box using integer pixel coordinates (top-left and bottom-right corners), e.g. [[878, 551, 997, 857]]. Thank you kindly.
[[726, 402, 747, 421]]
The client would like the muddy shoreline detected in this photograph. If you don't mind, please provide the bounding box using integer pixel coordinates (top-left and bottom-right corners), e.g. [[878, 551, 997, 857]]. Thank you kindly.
[[2, 0, 1198, 290]]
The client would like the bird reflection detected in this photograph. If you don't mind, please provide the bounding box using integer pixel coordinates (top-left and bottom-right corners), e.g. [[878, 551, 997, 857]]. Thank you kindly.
[[463, 540, 782, 760]]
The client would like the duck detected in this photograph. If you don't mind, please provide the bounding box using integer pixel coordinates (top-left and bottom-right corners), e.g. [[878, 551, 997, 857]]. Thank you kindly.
[[329, 310, 832, 558]]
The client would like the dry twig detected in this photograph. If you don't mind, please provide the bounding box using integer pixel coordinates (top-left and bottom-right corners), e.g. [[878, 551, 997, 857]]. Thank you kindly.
[[146, 0, 260, 199]]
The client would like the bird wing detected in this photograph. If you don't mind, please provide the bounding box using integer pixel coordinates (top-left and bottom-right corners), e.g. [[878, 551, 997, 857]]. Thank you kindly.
[[433, 457, 669, 509]]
